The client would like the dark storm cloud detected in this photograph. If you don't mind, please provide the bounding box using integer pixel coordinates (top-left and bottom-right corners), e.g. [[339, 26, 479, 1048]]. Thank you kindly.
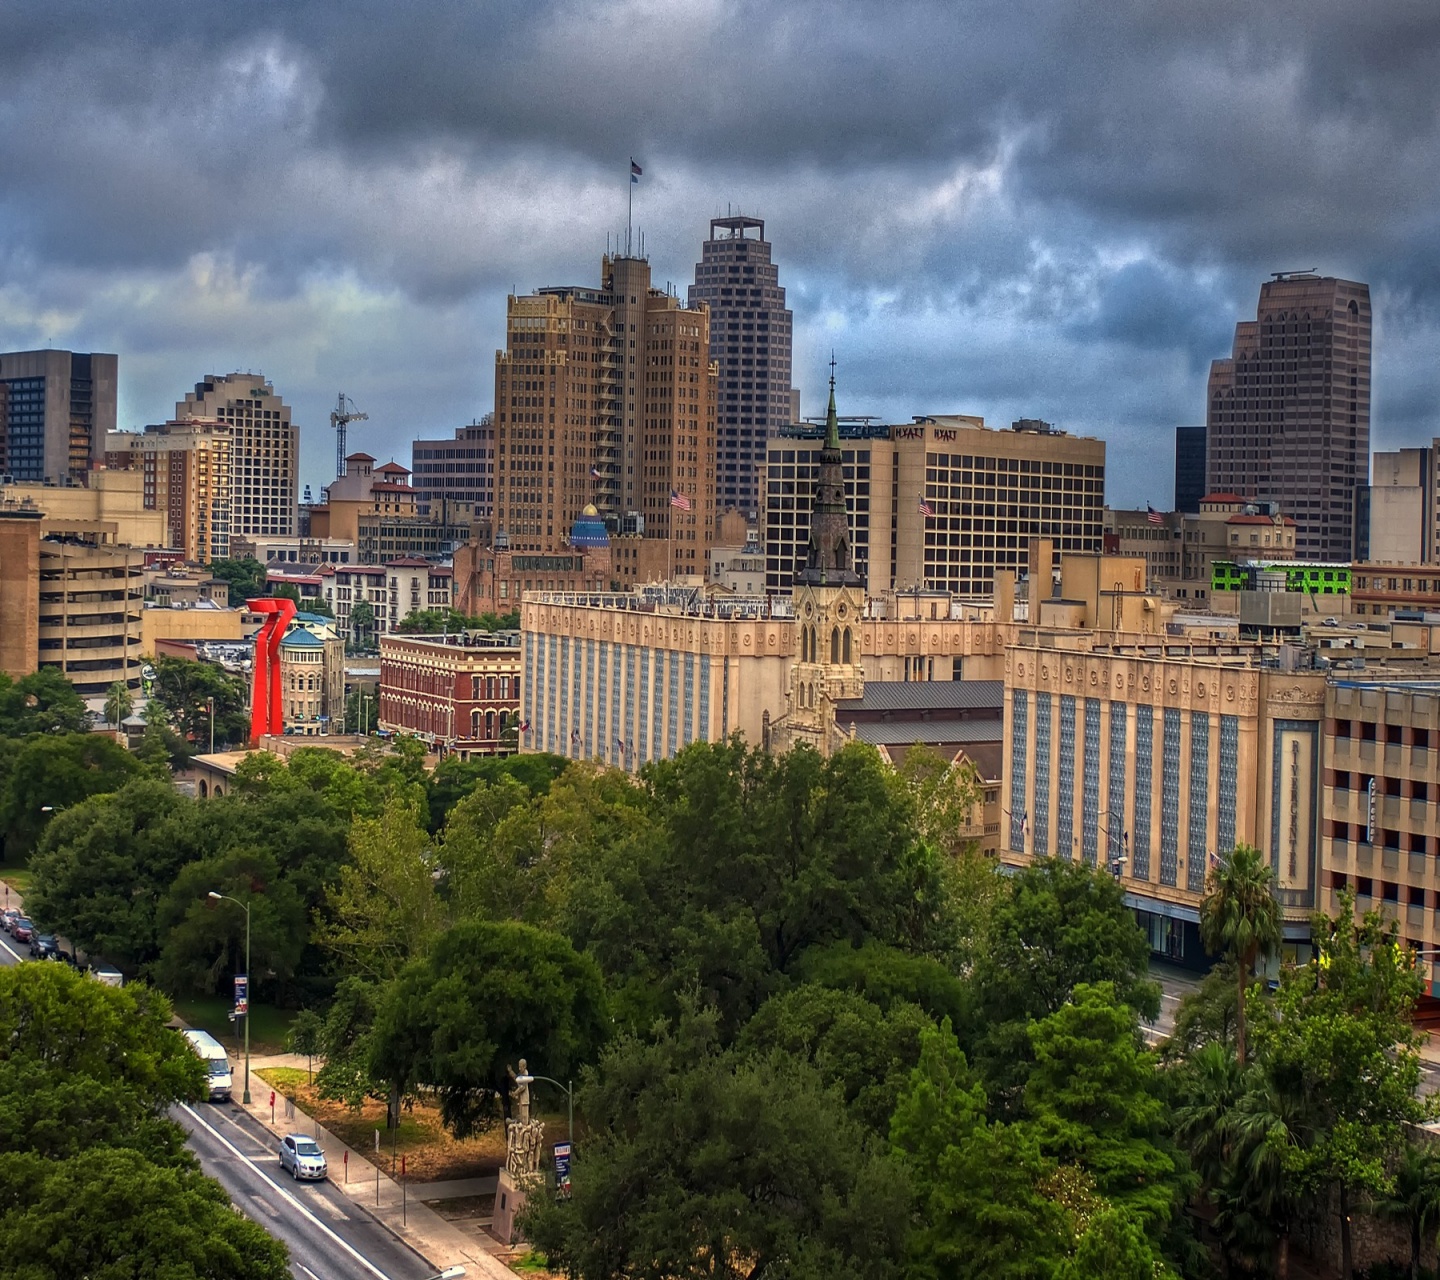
[[2, 0, 1439, 502]]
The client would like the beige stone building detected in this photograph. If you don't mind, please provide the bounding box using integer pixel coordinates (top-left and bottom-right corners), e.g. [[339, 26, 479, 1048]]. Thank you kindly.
[[1001, 639, 1328, 962], [1364, 446, 1437, 566], [176, 373, 298, 539], [519, 590, 793, 767], [105, 420, 232, 563], [1, 470, 167, 549], [764, 415, 1106, 596], [141, 605, 246, 656], [493, 254, 718, 576], [308, 455, 471, 564], [1324, 679, 1440, 987], [279, 614, 345, 735], [0, 501, 43, 678]]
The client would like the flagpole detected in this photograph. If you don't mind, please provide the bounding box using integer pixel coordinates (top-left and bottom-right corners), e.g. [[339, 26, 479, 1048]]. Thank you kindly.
[[627, 160, 633, 256]]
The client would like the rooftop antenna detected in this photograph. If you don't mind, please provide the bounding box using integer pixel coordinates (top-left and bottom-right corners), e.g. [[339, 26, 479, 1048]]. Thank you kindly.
[[330, 392, 368, 478]]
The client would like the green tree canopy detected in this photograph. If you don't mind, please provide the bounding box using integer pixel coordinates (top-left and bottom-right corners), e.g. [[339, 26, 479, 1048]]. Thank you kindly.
[[968, 858, 1158, 1109], [103, 680, 134, 730], [0, 731, 142, 861], [146, 655, 249, 750], [0, 668, 90, 737], [206, 556, 267, 601], [524, 1003, 909, 1280], [0, 1147, 290, 1279], [369, 919, 608, 1138]]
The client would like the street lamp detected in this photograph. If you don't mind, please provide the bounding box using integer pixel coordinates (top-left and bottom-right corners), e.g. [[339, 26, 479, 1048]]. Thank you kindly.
[[515, 1071, 574, 1149], [207, 891, 252, 1104]]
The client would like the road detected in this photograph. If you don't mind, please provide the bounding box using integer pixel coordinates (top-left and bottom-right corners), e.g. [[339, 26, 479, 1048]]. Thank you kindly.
[[174, 1098, 436, 1280], [0, 919, 438, 1280]]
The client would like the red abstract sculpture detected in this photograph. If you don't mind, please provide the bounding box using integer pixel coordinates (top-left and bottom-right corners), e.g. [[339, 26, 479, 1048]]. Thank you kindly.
[[246, 597, 296, 747]]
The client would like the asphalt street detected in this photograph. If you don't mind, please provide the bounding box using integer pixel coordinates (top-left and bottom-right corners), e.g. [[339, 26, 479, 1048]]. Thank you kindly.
[[0, 923, 439, 1280]]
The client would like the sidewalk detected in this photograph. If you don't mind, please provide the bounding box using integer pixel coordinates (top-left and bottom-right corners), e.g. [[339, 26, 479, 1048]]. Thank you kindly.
[[239, 1052, 517, 1280]]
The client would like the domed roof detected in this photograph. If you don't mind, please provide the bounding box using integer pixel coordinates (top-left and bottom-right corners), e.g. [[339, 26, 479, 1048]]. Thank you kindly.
[[570, 506, 609, 547]]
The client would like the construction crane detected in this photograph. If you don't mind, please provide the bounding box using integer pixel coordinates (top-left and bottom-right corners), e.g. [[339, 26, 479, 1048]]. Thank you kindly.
[[329, 393, 368, 477]]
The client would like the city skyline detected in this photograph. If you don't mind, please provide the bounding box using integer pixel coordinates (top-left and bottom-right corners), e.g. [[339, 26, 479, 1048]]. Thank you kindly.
[[3, 3, 1440, 510]]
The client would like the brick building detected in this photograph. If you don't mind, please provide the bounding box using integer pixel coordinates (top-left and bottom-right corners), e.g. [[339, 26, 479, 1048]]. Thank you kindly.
[[378, 632, 521, 758]]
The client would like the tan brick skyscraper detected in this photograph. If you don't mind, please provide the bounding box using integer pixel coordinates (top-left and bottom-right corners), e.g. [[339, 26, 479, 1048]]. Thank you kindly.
[[1207, 274, 1370, 561], [493, 254, 717, 577]]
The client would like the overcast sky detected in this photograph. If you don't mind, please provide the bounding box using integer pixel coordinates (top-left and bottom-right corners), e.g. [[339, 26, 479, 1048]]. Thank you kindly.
[[3, 0, 1438, 508]]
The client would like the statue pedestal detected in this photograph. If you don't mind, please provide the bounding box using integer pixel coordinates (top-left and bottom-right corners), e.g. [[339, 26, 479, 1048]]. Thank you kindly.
[[494, 1167, 529, 1246]]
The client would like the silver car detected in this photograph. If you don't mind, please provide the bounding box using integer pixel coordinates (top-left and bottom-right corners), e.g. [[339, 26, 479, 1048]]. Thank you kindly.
[[278, 1134, 327, 1181]]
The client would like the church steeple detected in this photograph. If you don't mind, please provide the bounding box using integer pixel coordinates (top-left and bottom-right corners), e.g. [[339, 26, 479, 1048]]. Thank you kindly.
[[796, 359, 862, 587]]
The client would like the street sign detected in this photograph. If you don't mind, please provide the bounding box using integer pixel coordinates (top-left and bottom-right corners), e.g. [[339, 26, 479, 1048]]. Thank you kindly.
[[554, 1141, 572, 1198], [234, 975, 249, 1016]]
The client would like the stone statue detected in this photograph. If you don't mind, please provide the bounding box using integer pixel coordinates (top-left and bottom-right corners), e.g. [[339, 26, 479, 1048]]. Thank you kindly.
[[505, 1116, 545, 1178], [508, 1058, 531, 1124]]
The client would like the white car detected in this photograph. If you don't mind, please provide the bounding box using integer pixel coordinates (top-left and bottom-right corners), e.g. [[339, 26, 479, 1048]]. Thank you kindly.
[[278, 1134, 328, 1181]]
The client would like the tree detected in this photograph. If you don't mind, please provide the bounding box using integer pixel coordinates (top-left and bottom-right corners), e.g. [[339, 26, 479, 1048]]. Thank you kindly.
[[1259, 890, 1427, 1280], [741, 984, 935, 1135], [25, 779, 193, 972], [103, 680, 133, 731], [147, 655, 248, 749], [0, 961, 203, 1101], [369, 920, 608, 1138], [0, 668, 90, 737], [889, 1020, 1071, 1279], [1025, 983, 1180, 1237], [349, 599, 375, 650], [315, 796, 445, 982], [969, 859, 1158, 1109], [523, 1003, 908, 1280], [206, 556, 267, 602], [1200, 842, 1281, 1066], [1371, 1143, 1440, 1280], [287, 1009, 325, 1084], [0, 732, 142, 862], [0, 1146, 290, 1278], [1058, 1208, 1175, 1280]]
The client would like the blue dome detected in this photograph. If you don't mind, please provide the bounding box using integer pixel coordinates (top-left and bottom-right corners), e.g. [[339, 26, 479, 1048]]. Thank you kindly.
[[570, 504, 610, 548]]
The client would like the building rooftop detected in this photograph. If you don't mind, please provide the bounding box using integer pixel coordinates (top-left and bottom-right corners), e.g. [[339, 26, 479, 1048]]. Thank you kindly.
[[834, 680, 1004, 714], [846, 719, 1003, 746], [280, 629, 324, 649]]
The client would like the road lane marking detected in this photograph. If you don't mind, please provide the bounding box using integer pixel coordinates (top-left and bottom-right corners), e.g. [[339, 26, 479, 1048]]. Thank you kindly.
[[250, 1194, 281, 1219], [300, 1267, 320, 1280], [0, 934, 26, 964], [179, 1104, 393, 1280]]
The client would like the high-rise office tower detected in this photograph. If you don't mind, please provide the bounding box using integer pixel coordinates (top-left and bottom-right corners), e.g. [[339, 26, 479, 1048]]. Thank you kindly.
[[0, 350, 118, 484], [688, 216, 793, 521], [493, 254, 718, 577], [1206, 274, 1371, 560], [105, 419, 233, 563], [175, 374, 299, 539], [1173, 426, 1205, 513], [411, 420, 495, 519]]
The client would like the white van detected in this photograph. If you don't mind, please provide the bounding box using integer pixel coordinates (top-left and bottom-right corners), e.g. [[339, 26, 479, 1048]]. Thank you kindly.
[[181, 1028, 234, 1102], [91, 965, 124, 987]]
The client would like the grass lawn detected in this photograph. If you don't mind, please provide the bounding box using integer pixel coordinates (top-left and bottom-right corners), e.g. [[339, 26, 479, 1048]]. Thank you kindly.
[[172, 996, 297, 1056], [253, 1066, 563, 1184], [0, 866, 34, 898]]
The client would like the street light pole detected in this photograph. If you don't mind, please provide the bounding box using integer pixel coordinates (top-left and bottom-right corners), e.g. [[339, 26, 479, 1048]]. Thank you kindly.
[[207, 891, 252, 1103], [208, 696, 215, 755]]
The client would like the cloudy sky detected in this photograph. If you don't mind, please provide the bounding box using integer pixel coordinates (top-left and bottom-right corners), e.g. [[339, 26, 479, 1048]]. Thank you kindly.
[[3, 0, 1438, 508]]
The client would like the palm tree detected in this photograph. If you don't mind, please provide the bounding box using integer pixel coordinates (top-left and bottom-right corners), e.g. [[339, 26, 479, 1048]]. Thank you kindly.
[[1200, 843, 1281, 1066], [103, 680, 133, 732], [1372, 1142, 1440, 1280]]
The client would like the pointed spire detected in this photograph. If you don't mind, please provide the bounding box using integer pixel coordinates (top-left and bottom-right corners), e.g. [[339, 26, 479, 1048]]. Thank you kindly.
[[824, 351, 840, 451]]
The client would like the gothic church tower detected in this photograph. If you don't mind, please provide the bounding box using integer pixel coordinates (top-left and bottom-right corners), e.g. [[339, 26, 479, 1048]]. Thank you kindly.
[[783, 371, 865, 754]]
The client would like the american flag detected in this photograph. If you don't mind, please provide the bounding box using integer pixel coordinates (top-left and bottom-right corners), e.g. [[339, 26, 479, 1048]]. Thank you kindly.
[[1147, 504, 1164, 525], [917, 495, 934, 517], [591, 466, 603, 479], [630, 159, 643, 182], [669, 489, 692, 511]]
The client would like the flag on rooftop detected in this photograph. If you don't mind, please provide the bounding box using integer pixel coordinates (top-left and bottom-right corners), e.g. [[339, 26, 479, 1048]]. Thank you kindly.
[[1147, 504, 1164, 525]]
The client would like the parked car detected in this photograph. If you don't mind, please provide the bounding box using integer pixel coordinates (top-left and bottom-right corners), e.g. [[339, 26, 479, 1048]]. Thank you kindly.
[[1, 908, 20, 933], [278, 1134, 328, 1181], [180, 1029, 233, 1102], [11, 919, 35, 944], [29, 934, 58, 961]]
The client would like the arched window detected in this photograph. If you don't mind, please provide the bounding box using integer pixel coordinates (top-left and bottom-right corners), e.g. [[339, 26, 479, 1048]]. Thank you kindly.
[[485, 710, 496, 739], [842, 628, 852, 663], [198, 779, 208, 799], [472, 710, 483, 736], [830, 628, 840, 664], [486, 676, 496, 700]]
